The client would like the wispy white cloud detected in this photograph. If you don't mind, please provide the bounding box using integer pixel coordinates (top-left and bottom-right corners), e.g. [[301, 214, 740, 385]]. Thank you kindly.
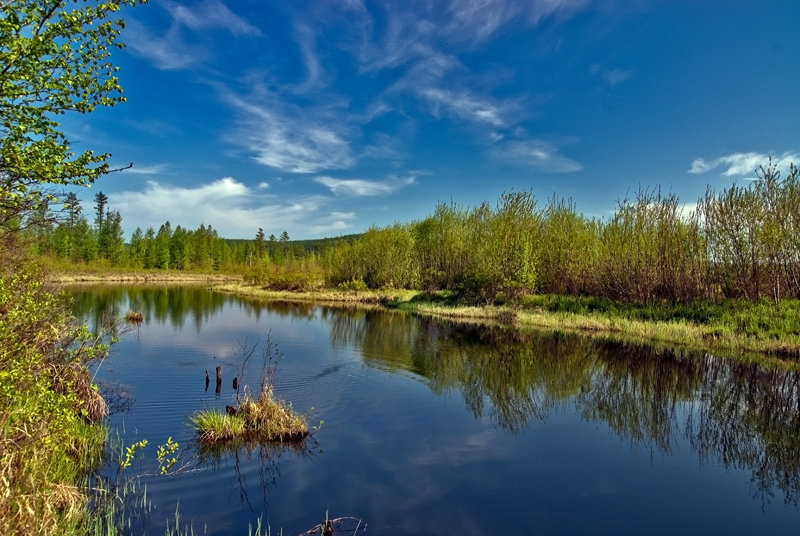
[[602, 68, 631, 87], [419, 88, 506, 127], [292, 22, 326, 92], [165, 0, 260, 36], [225, 94, 355, 174], [126, 0, 259, 71], [590, 64, 632, 87], [688, 151, 799, 178], [315, 174, 416, 196], [445, 0, 591, 47], [491, 139, 582, 173], [125, 20, 205, 70], [120, 163, 170, 175]]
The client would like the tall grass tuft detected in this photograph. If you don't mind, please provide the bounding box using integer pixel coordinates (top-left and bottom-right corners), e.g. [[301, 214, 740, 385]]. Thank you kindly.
[[190, 333, 309, 445], [190, 387, 308, 444]]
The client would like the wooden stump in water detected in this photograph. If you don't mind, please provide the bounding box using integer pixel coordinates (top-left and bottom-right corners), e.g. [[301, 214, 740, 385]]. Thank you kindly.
[[232, 377, 238, 390], [205, 370, 210, 391], [215, 366, 222, 394]]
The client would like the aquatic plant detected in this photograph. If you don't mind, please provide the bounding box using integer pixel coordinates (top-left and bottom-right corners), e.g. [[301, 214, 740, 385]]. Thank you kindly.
[[191, 387, 308, 444], [191, 333, 309, 444]]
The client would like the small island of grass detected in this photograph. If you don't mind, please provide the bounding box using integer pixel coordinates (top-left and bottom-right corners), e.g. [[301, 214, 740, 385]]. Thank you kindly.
[[191, 387, 308, 444]]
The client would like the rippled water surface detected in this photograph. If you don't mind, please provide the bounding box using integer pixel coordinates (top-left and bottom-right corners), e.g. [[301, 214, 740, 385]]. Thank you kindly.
[[71, 286, 800, 535]]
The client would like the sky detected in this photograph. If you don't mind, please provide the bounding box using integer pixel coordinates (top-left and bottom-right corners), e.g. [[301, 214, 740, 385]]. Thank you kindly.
[[66, 0, 800, 240]]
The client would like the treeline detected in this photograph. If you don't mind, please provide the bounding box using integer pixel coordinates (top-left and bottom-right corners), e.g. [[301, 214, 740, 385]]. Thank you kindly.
[[24, 191, 348, 272], [330, 159, 800, 306], [22, 160, 800, 307]]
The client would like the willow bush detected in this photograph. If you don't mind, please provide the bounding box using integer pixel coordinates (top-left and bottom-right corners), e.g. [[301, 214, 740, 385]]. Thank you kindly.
[[701, 160, 800, 305], [300, 162, 800, 309], [598, 187, 705, 304], [537, 196, 600, 296]]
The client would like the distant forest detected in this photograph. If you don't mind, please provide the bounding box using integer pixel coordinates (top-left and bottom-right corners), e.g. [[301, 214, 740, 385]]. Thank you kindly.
[[19, 159, 800, 307]]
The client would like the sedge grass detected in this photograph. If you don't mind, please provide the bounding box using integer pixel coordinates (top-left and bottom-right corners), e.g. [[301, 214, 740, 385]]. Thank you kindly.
[[191, 388, 308, 445]]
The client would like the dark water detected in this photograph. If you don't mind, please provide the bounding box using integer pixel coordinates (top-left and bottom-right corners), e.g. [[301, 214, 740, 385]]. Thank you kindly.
[[71, 286, 800, 535]]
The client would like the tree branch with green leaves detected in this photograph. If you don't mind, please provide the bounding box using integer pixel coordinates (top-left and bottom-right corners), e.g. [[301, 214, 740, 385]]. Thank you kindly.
[[0, 0, 144, 230]]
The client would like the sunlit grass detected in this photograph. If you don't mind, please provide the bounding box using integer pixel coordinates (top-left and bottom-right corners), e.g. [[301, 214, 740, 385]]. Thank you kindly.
[[190, 388, 308, 445], [218, 283, 800, 367]]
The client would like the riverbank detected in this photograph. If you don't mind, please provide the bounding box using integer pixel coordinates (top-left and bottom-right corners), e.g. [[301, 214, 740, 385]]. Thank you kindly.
[[50, 271, 242, 285], [0, 263, 111, 534], [47, 272, 800, 367], [214, 283, 800, 369]]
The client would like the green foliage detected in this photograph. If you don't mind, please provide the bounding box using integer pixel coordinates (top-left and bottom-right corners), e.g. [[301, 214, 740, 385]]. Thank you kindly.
[[701, 159, 800, 305], [537, 196, 599, 295], [247, 267, 324, 291], [0, 0, 144, 229], [335, 277, 369, 291], [119, 439, 148, 470], [156, 436, 178, 474], [0, 259, 113, 534], [0, 2, 144, 531]]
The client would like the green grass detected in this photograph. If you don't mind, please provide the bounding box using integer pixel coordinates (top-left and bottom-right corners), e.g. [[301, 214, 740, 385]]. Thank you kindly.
[[0, 262, 114, 534], [190, 388, 308, 444], [216, 282, 800, 366]]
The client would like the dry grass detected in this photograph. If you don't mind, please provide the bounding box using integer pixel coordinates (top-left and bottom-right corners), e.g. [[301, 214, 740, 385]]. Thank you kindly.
[[124, 311, 144, 323], [191, 387, 308, 445], [0, 396, 106, 535], [51, 362, 108, 423], [50, 271, 242, 284], [215, 282, 415, 306], [215, 283, 800, 368]]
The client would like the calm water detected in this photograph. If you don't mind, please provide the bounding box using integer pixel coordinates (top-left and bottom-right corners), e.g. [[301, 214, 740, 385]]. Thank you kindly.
[[71, 286, 800, 535]]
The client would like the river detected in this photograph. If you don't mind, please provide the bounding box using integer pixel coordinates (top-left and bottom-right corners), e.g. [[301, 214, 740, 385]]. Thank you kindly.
[[71, 285, 800, 535]]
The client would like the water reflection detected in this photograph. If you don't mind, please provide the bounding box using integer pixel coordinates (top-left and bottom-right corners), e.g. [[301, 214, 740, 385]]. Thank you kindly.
[[327, 309, 800, 505], [70, 285, 234, 332], [71, 287, 800, 507], [195, 439, 319, 513]]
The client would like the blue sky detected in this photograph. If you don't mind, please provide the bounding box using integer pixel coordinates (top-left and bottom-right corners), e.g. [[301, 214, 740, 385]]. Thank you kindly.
[[68, 0, 800, 240]]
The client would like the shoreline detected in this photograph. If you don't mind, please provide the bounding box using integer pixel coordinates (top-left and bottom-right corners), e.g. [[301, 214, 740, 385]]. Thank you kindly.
[[57, 274, 800, 370], [50, 271, 243, 284], [213, 283, 800, 370]]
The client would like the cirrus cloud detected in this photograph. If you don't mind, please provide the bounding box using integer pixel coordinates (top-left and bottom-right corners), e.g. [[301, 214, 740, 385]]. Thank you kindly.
[[688, 151, 799, 178], [315, 174, 417, 196]]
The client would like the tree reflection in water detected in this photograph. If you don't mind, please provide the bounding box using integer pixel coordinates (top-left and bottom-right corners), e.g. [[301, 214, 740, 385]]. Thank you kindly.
[[195, 437, 319, 513], [329, 309, 800, 505], [71, 288, 800, 507]]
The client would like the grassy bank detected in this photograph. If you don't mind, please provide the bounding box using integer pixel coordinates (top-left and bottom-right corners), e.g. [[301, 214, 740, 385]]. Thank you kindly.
[[215, 283, 800, 368], [0, 262, 111, 534], [50, 270, 242, 285]]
